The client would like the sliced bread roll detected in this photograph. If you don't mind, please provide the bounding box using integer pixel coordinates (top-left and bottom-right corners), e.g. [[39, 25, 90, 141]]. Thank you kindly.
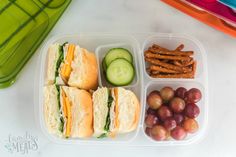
[[62, 86, 93, 138], [44, 85, 93, 138], [68, 48, 98, 90], [45, 44, 60, 85], [92, 87, 140, 137], [92, 87, 109, 137], [43, 85, 62, 137], [45, 43, 98, 90], [116, 87, 140, 133]]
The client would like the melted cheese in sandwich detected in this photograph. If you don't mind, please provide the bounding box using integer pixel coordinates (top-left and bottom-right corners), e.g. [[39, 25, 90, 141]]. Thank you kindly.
[[61, 89, 72, 137], [114, 88, 119, 130], [60, 44, 75, 81]]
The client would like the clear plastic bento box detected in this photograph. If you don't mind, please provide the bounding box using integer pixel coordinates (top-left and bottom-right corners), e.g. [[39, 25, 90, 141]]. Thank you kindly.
[[34, 33, 208, 146]]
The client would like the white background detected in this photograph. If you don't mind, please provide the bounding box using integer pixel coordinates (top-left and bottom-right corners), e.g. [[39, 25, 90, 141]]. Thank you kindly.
[[1, 0, 236, 156]]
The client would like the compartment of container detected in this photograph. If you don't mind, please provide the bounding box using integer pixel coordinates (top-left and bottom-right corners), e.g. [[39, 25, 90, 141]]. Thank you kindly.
[[36, 34, 143, 144], [141, 81, 207, 145], [95, 42, 139, 88], [142, 34, 205, 81]]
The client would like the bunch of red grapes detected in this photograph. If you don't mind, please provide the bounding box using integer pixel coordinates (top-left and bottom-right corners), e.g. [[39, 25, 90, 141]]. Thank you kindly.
[[145, 86, 202, 141]]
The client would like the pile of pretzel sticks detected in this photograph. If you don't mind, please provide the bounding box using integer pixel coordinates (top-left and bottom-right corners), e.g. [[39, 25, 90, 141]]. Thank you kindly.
[[145, 44, 196, 78]]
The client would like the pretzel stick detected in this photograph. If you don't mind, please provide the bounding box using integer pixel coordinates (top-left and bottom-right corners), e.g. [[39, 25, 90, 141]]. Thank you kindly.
[[161, 59, 169, 63], [185, 59, 194, 66], [152, 44, 170, 51], [148, 48, 193, 56], [151, 71, 160, 75], [152, 44, 185, 52], [145, 44, 196, 79], [151, 73, 194, 79], [173, 59, 194, 67], [173, 61, 183, 67], [153, 44, 185, 52], [146, 68, 152, 74], [152, 45, 166, 51], [151, 44, 193, 56], [145, 58, 192, 73], [192, 61, 197, 76], [146, 68, 161, 75], [145, 51, 191, 61], [144, 50, 150, 55], [175, 44, 184, 51], [149, 65, 180, 74]]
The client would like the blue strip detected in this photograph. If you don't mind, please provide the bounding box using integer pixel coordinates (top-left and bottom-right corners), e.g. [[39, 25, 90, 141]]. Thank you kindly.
[[219, 0, 236, 10]]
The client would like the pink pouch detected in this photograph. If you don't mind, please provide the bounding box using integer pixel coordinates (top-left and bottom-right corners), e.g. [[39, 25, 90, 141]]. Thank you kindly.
[[186, 0, 236, 24]]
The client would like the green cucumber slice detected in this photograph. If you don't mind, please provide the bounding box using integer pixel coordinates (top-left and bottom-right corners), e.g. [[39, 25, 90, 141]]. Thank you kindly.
[[106, 58, 134, 86], [104, 48, 133, 67], [102, 58, 107, 72]]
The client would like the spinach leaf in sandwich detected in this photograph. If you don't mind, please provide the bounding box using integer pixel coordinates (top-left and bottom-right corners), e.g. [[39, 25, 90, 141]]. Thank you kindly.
[[97, 89, 114, 138], [104, 89, 114, 132], [97, 133, 107, 138], [56, 85, 64, 133], [54, 42, 68, 82]]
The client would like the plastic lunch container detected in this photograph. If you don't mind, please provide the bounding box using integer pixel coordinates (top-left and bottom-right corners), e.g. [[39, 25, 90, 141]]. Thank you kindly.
[[34, 33, 208, 146]]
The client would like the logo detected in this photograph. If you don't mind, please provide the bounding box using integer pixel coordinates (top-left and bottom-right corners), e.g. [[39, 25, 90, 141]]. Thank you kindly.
[[4, 132, 38, 154]]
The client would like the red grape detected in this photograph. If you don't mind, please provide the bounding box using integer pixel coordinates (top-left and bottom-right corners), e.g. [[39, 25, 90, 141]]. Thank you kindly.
[[185, 88, 202, 103], [147, 91, 163, 109], [145, 114, 159, 128], [170, 97, 186, 113], [171, 126, 187, 140], [183, 119, 199, 133], [157, 106, 173, 121], [163, 118, 177, 131], [146, 107, 156, 115], [160, 87, 174, 102], [173, 114, 184, 125], [151, 125, 168, 141], [145, 127, 152, 136], [185, 103, 200, 118], [175, 87, 187, 99]]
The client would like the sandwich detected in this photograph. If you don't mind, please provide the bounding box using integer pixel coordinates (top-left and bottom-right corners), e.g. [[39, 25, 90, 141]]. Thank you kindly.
[[43, 85, 93, 138], [92, 87, 140, 137], [45, 43, 98, 90]]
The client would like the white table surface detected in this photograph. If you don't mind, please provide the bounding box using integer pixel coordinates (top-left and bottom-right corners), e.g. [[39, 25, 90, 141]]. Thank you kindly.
[[1, 0, 236, 156]]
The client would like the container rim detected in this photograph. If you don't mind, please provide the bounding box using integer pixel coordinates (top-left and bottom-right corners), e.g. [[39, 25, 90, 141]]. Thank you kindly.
[[34, 32, 208, 146]]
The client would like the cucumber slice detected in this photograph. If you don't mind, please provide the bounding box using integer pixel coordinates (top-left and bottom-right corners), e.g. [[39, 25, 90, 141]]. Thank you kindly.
[[104, 48, 133, 67], [106, 58, 134, 86]]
